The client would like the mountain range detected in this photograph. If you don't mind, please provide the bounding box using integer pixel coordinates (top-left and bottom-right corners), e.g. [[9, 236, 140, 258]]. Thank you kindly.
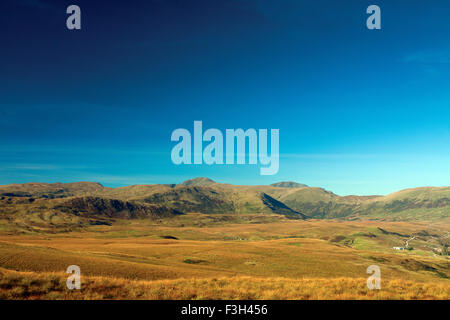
[[0, 178, 449, 232]]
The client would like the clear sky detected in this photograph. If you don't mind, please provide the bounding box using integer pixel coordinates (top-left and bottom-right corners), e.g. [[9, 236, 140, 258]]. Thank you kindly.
[[0, 0, 449, 195]]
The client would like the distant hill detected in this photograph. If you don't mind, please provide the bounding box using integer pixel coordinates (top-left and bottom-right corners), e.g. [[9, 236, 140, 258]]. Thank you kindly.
[[0, 182, 105, 198], [181, 177, 217, 186], [271, 182, 308, 188], [354, 187, 450, 221], [269, 186, 450, 221]]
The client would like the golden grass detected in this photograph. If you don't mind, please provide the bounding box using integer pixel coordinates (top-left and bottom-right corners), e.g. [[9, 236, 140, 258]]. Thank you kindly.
[[0, 235, 447, 282], [0, 219, 448, 300], [0, 268, 448, 300]]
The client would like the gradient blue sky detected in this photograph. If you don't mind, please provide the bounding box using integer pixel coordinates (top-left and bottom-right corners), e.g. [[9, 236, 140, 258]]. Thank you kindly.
[[1, 0, 449, 195]]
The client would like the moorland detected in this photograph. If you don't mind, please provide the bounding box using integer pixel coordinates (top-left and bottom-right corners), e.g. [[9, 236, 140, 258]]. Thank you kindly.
[[0, 178, 448, 299]]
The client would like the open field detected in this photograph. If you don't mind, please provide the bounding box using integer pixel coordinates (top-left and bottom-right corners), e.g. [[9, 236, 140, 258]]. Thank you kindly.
[[0, 215, 448, 299]]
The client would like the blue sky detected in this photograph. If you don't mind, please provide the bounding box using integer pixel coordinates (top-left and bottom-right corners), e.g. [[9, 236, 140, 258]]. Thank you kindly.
[[0, 0, 449, 195]]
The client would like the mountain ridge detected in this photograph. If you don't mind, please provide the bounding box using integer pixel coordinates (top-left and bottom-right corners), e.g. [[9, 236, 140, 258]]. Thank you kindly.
[[0, 179, 449, 226]]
